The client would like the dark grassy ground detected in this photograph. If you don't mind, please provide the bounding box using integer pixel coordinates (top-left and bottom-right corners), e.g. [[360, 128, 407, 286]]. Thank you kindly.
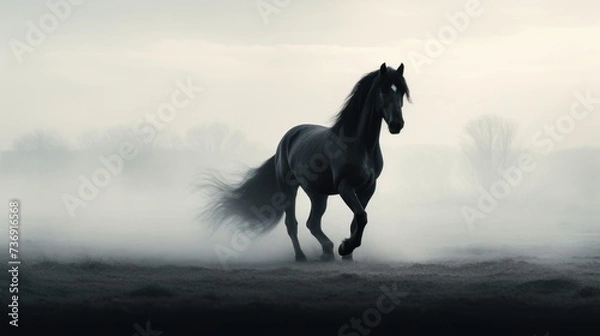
[[4, 257, 600, 335]]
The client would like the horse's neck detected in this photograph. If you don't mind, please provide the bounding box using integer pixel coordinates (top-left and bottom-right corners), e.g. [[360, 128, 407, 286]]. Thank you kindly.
[[356, 99, 382, 153], [330, 83, 383, 154]]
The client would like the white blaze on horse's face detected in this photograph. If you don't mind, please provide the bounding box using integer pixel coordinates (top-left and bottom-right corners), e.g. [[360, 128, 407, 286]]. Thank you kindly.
[[381, 81, 404, 135], [391, 84, 404, 108]]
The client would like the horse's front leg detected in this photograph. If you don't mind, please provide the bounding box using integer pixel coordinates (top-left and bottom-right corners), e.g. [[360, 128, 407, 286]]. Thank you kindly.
[[342, 182, 376, 260], [337, 180, 375, 256]]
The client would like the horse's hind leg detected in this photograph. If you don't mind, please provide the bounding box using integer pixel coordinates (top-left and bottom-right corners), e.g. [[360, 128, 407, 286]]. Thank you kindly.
[[306, 193, 334, 261], [284, 187, 306, 262]]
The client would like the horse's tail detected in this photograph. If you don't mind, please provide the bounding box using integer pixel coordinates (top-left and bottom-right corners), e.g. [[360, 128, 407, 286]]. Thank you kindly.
[[196, 155, 284, 235]]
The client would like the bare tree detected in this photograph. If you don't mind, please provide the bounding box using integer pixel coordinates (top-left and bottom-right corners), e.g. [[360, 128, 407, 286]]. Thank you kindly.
[[12, 129, 69, 151], [185, 123, 245, 157], [11, 129, 70, 176], [77, 126, 134, 151], [154, 128, 186, 150], [460, 115, 520, 190]]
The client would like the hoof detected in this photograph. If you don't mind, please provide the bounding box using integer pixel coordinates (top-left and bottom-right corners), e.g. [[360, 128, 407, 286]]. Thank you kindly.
[[341, 253, 354, 261], [295, 254, 307, 262], [338, 240, 354, 256], [320, 252, 335, 262]]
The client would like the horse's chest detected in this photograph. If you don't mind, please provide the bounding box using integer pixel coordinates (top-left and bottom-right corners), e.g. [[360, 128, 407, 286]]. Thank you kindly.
[[364, 154, 383, 181], [335, 152, 382, 189]]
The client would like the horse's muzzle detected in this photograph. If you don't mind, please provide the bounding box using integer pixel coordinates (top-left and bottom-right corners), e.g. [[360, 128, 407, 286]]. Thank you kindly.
[[388, 121, 403, 134]]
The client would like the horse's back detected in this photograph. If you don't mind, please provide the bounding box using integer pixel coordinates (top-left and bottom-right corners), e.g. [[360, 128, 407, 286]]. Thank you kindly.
[[278, 124, 332, 152], [275, 124, 338, 194], [283, 124, 329, 141]]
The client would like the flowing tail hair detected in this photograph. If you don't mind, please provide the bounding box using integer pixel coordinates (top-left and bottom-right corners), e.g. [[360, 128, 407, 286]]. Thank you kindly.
[[194, 155, 284, 235]]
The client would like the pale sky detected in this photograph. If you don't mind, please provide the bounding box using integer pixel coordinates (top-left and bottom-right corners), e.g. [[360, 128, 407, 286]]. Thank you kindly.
[[1, 0, 599, 151]]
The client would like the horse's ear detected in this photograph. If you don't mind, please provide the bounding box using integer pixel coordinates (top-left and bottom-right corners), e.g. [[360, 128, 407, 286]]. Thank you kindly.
[[380, 63, 387, 75], [398, 63, 404, 75]]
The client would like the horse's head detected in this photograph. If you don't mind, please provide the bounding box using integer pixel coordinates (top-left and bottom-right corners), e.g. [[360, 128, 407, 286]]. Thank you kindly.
[[375, 63, 411, 134]]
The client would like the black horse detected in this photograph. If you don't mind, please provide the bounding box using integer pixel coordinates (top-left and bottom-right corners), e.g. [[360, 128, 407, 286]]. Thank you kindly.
[[200, 63, 411, 261]]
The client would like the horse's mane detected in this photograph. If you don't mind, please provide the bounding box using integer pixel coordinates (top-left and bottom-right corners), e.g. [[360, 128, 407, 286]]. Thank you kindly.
[[331, 70, 380, 132], [331, 67, 411, 134]]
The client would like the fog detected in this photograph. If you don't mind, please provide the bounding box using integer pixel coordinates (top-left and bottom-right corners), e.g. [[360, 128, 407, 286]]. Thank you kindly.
[[1, 0, 599, 265], [0, 122, 598, 265]]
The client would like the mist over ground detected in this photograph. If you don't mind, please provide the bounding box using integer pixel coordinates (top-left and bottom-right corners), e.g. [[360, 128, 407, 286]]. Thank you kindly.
[[2, 126, 598, 335], [1, 121, 598, 265]]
